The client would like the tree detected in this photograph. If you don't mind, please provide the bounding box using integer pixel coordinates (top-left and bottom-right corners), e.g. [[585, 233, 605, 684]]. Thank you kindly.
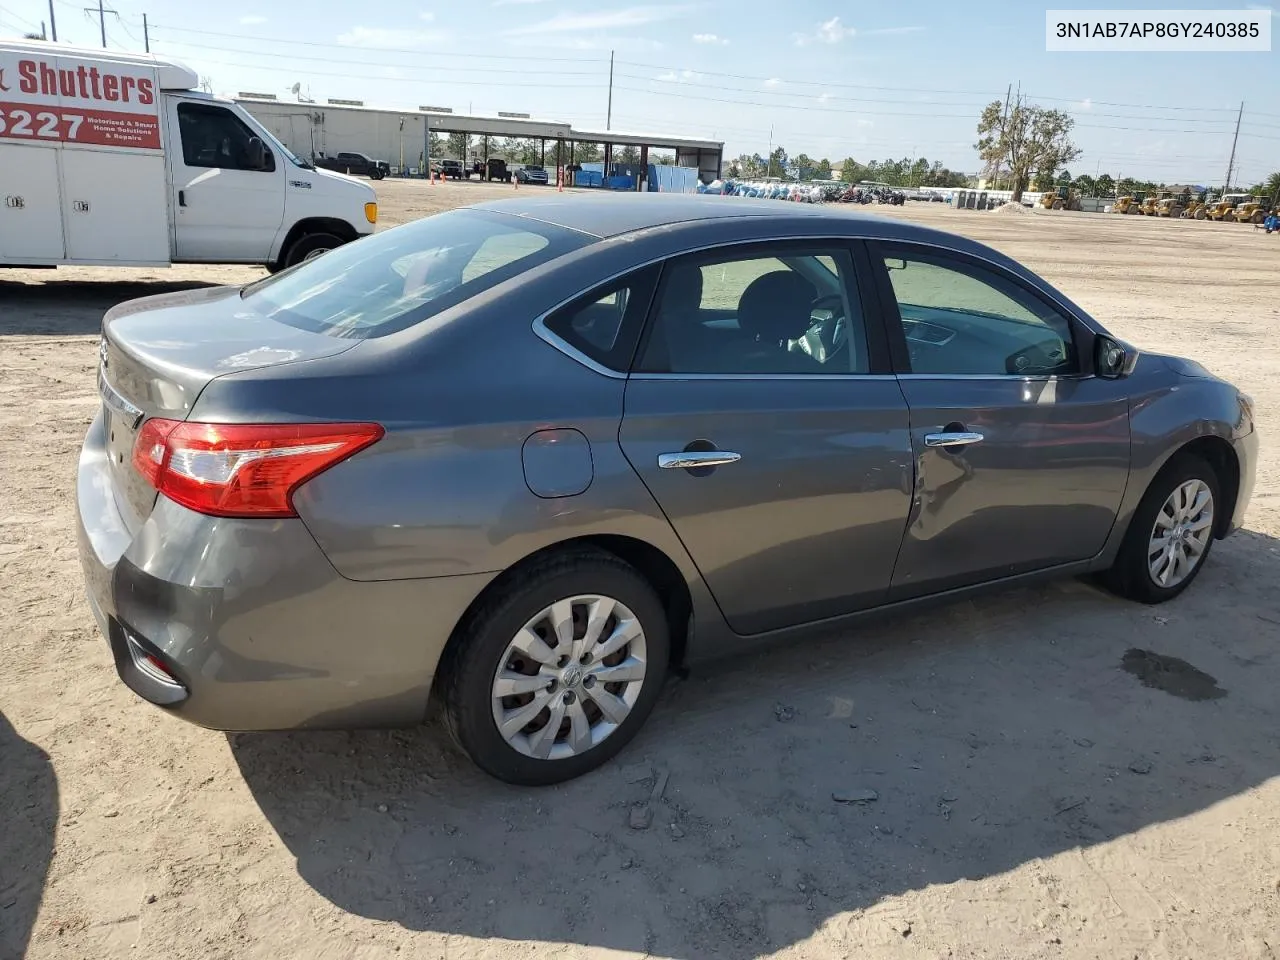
[[793, 153, 816, 180], [573, 142, 602, 163], [765, 147, 788, 179], [1095, 173, 1115, 196], [1033, 169, 1056, 191], [446, 132, 469, 161], [1073, 173, 1096, 196], [815, 158, 832, 179], [976, 99, 1081, 202], [1265, 171, 1280, 202]]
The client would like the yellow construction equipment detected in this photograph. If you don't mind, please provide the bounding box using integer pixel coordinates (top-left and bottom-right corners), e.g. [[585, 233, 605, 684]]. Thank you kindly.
[[1206, 193, 1249, 221], [1138, 192, 1167, 216], [1230, 196, 1268, 224], [1155, 195, 1186, 218], [1181, 194, 1209, 219], [1113, 195, 1141, 214], [1039, 185, 1083, 211]]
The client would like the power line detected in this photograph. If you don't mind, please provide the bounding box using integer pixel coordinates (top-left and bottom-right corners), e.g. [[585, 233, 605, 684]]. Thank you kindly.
[[0, 2, 41, 29], [148, 23, 607, 62], [151, 38, 603, 77]]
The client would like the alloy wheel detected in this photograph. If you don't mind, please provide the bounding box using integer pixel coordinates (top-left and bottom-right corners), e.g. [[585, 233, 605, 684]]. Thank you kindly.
[[1148, 478, 1214, 588]]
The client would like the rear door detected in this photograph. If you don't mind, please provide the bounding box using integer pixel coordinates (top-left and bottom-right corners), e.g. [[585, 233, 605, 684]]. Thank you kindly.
[[868, 243, 1132, 599], [164, 98, 285, 262], [0, 144, 64, 262], [619, 242, 913, 635]]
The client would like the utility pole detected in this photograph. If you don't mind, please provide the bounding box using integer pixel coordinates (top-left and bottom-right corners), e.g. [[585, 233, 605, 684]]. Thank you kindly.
[[47, 0, 57, 40], [997, 82, 1011, 190], [84, 0, 117, 47], [143, 13, 149, 52], [1223, 101, 1243, 193], [606, 50, 614, 130]]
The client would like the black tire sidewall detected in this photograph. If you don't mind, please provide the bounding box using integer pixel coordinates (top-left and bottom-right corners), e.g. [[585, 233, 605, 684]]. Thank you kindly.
[[1113, 455, 1220, 603], [446, 556, 670, 786], [283, 233, 344, 269]]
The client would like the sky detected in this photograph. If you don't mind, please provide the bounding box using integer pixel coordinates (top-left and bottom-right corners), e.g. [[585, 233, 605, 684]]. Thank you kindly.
[[2, 0, 1278, 184]]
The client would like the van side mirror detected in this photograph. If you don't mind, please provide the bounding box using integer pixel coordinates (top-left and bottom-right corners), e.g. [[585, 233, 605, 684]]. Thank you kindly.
[[247, 137, 270, 171], [1095, 334, 1138, 379]]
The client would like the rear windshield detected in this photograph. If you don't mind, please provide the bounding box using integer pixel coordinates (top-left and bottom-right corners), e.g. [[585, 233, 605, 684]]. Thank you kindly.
[[240, 209, 589, 339]]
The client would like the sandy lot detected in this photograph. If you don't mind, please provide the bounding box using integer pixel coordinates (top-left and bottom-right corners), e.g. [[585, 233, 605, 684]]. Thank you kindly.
[[2, 180, 1279, 960]]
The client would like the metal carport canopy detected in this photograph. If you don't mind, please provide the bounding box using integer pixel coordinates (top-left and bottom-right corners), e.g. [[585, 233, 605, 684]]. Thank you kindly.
[[567, 127, 722, 151], [423, 113, 571, 139]]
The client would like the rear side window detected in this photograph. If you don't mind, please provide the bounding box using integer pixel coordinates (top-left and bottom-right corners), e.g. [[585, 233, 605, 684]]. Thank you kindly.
[[241, 209, 589, 339], [542, 267, 659, 371]]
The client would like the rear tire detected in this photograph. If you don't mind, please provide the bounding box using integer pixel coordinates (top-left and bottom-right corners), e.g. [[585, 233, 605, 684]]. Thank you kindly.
[[281, 232, 344, 269], [1102, 455, 1220, 604], [441, 549, 670, 785]]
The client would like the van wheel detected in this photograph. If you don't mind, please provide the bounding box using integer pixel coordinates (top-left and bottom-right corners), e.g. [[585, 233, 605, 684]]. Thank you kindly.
[[282, 232, 344, 269], [441, 549, 670, 785]]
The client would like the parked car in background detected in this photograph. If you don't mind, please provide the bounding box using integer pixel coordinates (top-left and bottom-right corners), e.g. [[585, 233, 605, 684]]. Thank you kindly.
[[517, 164, 550, 185], [438, 159, 465, 180], [312, 151, 390, 180], [77, 195, 1257, 787]]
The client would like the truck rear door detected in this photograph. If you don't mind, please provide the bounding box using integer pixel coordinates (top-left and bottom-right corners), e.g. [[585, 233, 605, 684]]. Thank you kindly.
[[0, 143, 64, 262]]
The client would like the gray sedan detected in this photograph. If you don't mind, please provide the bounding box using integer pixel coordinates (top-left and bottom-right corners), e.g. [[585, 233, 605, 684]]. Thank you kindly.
[[76, 194, 1258, 784]]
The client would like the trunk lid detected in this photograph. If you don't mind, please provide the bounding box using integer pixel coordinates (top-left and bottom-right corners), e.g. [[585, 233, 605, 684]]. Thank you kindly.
[[98, 285, 358, 529]]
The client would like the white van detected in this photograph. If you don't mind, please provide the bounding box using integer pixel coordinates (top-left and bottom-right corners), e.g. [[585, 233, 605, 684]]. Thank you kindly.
[[0, 40, 377, 271]]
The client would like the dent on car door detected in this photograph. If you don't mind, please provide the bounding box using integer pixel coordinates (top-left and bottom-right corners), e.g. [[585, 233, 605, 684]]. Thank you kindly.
[[618, 242, 914, 635], [869, 243, 1132, 599]]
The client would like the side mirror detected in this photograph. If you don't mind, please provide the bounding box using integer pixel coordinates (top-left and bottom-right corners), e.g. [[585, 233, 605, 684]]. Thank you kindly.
[[1095, 334, 1138, 379], [247, 137, 269, 171]]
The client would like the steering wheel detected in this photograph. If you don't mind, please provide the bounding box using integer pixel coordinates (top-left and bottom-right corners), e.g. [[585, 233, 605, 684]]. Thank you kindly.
[[790, 293, 849, 364]]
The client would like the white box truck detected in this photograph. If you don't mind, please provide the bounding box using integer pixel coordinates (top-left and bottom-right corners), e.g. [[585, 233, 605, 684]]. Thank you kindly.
[[0, 39, 377, 271]]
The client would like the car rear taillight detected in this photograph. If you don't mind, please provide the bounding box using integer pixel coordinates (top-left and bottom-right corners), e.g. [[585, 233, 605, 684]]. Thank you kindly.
[[132, 420, 384, 518]]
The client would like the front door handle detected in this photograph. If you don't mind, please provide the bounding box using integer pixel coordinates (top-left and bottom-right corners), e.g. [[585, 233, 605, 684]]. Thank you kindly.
[[924, 431, 984, 448], [658, 451, 742, 469], [178, 190, 187, 207]]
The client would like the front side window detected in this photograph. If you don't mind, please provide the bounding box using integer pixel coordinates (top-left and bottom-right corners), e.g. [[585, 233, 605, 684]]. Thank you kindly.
[[240, 209, 589, 339], [637, 247, 868, 375], [177, 103, 274, 172], [882, 251, 1077, 376]]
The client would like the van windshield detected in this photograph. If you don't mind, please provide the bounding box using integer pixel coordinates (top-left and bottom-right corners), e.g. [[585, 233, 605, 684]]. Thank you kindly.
[[240, 209, 590, 339]]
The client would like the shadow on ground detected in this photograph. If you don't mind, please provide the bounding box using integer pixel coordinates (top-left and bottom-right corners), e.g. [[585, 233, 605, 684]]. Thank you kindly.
[[230, 531, 1280, 959], [0, 280, 218, 337], [0, 711, 58, 960]]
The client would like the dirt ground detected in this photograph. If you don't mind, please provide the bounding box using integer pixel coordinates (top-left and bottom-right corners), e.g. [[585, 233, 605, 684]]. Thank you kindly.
[[3, 180, 1279, 960]]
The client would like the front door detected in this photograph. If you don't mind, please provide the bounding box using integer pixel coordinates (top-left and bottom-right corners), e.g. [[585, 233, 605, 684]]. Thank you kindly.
[[619, 243, 913, 635], [869, 244, 1132, 599], [164, 99, 284, 262]]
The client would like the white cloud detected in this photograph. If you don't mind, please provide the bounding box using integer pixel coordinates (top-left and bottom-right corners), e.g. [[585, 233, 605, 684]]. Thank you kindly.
[[494, 0, 551, 4], [864, 25, 924, 35], [817, 92, 831, 103], [419, 11, 435, 20], [337, 26, 450, 47], [795, 15, 854, 45], [1079, 98, 1092, 111], [239, 14, 266, 25], [504, 5, 686, 35], [692, 32, 727, 45], [763, 77, 782, 88], [655, 69, 701, 82], [856, 118, 874, 127]]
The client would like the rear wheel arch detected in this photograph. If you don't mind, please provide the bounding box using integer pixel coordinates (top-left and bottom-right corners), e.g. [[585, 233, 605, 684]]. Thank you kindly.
[[436, 535, 693, 689]]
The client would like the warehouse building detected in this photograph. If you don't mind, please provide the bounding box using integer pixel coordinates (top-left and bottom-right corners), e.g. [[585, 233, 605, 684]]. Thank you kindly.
[[235, 97, 724, 186]]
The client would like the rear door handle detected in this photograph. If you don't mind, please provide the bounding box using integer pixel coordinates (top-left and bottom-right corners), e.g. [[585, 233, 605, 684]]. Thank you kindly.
[[924, 431, 984, 448], [178, 190, 186, 207], [658, 451, 742, 469]]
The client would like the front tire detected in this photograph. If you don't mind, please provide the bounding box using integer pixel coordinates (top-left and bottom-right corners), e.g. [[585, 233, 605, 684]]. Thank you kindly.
[[442, 550, 670, 785], [1103, 455, 1220, 604], [281, 232, 344, 269]]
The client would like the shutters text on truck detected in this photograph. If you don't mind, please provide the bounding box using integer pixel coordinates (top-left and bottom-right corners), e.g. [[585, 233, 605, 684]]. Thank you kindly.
[[0, 53, 161, 149]]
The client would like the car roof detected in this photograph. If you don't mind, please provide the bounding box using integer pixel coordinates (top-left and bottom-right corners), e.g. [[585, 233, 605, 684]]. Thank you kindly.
[[471, 192, 992, 255]]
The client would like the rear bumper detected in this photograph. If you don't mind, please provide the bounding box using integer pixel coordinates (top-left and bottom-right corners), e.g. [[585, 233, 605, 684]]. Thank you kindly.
[[76, 411, 495, 730]]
